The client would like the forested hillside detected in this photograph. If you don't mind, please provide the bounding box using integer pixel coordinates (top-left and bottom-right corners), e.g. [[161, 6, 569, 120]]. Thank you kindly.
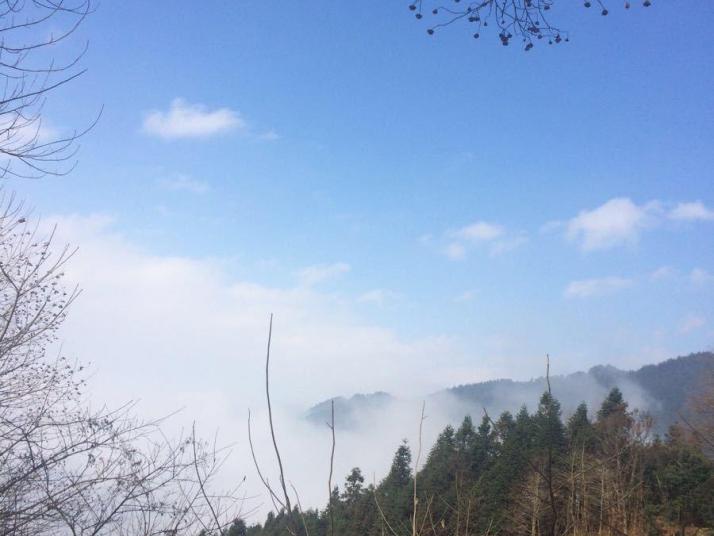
[[307, 353, 714, 436], [244, 386, 714, 536]]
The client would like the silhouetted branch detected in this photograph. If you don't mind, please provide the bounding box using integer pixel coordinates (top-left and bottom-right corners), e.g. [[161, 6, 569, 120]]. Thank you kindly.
[[409, 0, 654, 50], [0, 0, 96, 178], [327, 399, 335, 536]]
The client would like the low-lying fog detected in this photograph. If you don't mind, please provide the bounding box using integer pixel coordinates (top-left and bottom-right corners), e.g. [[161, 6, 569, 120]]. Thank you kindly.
[[49, 214, 662, 521]]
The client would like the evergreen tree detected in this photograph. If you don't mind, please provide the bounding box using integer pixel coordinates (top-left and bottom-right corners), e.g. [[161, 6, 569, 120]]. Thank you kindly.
[[495, 409, 517, 440], [419, 425, 456, 495], [382, 441, 412, 489], [225, 519, 248, 536], [644, 433, 714, 534], [597, 386, 627, 420], [535, 391, 566, 454], [477, 408, 533, 533], [567, 402, 595, 450], [455, 415, 476, 451], [596, 387, 634, 453], [534, 392, 567, 536], [417, 425, 458, 532], [342, 467, 365, 504], [376, 441, 413, 535], [470, 415, 494, 474]]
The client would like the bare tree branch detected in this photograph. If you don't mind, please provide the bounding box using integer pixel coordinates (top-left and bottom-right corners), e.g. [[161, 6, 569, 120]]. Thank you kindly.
[[409, 0, 654, 50]]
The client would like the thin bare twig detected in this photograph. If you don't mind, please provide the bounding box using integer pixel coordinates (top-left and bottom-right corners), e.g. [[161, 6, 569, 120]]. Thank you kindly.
[[327, 399, 336, 536]]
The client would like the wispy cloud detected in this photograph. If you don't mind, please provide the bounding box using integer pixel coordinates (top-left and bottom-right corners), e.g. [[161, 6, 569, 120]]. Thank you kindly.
[[564, 276, 633, 299], [158, 174, 210, 194], [439, 221, 526, 260], [690, 268, 714, 286], [357, 289, 399, 306], [143, 98, 244, 139], [454, 290, 478, 303], [565, 198, 659, 251], [489, 233, 528, 256], [668, 201, 714, 222], [258, 129, 280, 141], [649, 266, 675, 281], [0, 116, 62, 147], [561, 198, 714, 252], [444, 242, 466, 260], [453, 222, 504, 242], [297, 262, 350, 286], [679, 314, 706, 334]]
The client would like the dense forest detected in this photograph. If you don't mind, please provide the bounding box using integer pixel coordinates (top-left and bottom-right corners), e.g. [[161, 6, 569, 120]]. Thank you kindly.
[[239, 386, 714, 536]]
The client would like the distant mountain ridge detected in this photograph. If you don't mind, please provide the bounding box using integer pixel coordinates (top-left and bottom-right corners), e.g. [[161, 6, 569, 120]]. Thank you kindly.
[[306, 352, 714, 435], [306, 391, 394, 430]]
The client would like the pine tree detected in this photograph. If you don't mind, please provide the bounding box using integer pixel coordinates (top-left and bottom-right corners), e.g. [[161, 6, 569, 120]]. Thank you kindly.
[[226, 518, 248, 536], [419, 425, 456, 496], [470, 415, 494, 476], [535, 391, 566, 454], [477, 408, 533, 533], [534, 392, 566, 536], [644, 431, 714, 534], [342, 467, 365, 504], [417, 425, 458, 533], [567, 402, 595, 451], [597, 386, 627, 420], [376, 441, 413, 535], [455, 415, 476, 451]]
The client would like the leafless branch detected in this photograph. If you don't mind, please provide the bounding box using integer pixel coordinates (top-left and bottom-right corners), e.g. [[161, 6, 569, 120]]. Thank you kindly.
[[409, 0, 654, 51]]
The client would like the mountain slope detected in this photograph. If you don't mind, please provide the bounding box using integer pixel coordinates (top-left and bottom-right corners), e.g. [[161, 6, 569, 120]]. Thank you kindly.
[[306, 352, 714, 435], [305, 391, 393, 430]]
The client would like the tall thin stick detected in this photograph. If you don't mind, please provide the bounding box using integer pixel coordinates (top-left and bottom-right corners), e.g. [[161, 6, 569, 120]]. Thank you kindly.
[[290, 482, 312, 536], [264, 314, 292, 519], [191, 423, 223, 533], [247, 409, 286, 511], [327, 399, 336, 536], [413, 401, 426, 536], [545, 354, 557, 536], [546, 353, 552, 395]]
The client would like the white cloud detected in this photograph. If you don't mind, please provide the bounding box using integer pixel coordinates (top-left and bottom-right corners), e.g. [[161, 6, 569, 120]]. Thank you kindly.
[[444, 242, 466, 260], [41, 213, 466, 412], [418, 233, 434, 245], [357, 289, 398, 306], [0, 116, 61, 148], [562, 198, 714, 251], [158, 174, 210, 194], [668, 201, 714, 222], [565, 198, 659, 251], [440, 221, 524, 260], [454, 290, 477, 303], [679, 314, 706, 334], [650, 266, 675, 281], [258, 130, 280, 141], [296, 262, 350, 286], [489, 233, 528, 256], [564, 276, 633, 299], [690, 268, 714, 286], [539, 220, 564, 235], [454, 221, 504, 242], [143, 98, 244, 139]]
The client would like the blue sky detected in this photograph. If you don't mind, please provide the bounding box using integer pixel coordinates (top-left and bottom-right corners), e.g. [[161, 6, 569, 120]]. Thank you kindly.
[[9, 1, 714, 407]]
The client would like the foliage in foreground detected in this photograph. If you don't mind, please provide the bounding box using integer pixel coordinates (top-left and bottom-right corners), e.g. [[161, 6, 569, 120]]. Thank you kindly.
[[0, 199, 242, 535]]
